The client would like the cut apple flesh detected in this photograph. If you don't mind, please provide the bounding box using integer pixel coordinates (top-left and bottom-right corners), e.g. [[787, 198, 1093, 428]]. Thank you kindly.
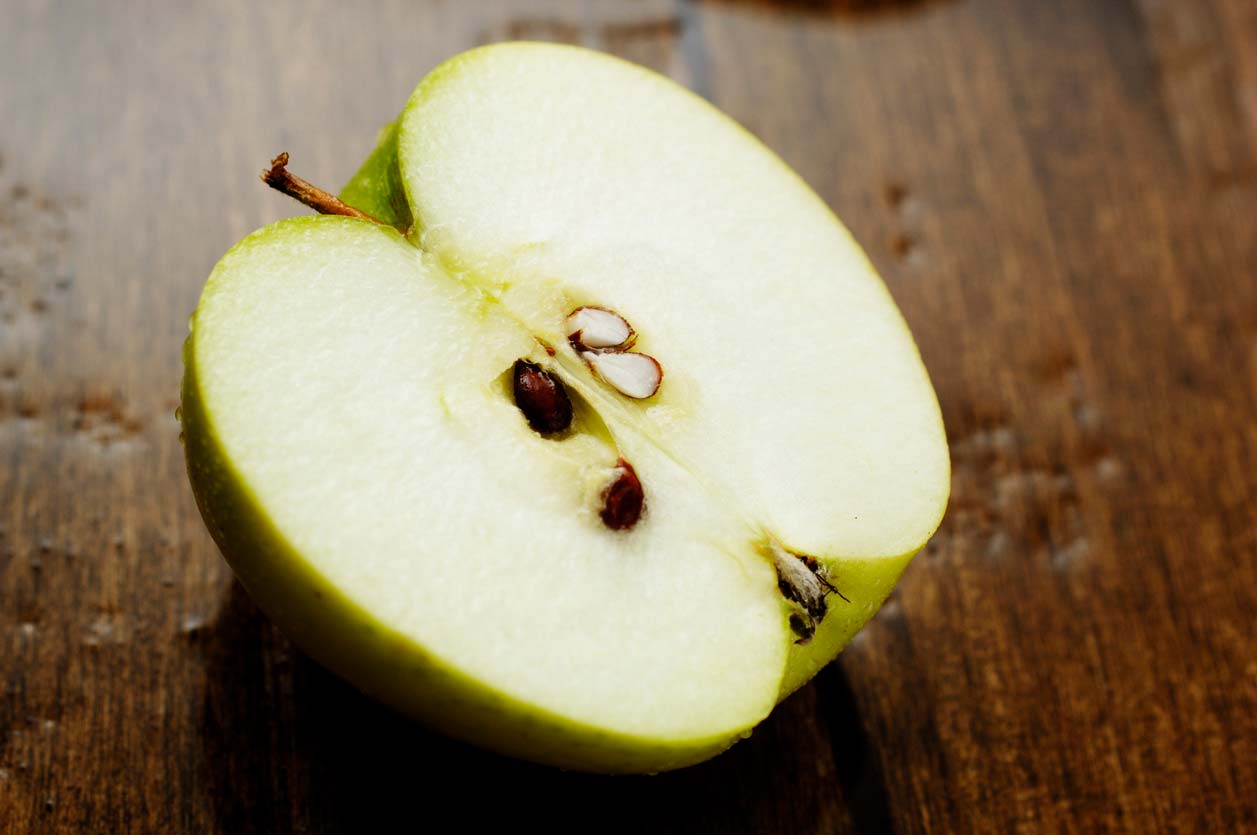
[[185, 218, 788, 769], [184, 43, 948, 773]]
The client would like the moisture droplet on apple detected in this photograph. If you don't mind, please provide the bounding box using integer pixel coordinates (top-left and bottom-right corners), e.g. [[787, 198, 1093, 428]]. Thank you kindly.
[[181, 43, 949, 773]]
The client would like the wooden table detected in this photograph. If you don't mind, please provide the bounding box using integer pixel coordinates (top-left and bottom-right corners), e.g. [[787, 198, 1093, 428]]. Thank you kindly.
[[3, 1, 1255, 831]]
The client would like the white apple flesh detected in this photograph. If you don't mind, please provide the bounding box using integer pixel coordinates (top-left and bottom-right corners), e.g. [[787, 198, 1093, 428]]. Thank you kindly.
[[182, 43, 949, 773]]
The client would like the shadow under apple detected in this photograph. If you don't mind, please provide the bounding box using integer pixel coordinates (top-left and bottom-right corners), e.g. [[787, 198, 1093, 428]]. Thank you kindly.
[[196, 582, 892, 834]]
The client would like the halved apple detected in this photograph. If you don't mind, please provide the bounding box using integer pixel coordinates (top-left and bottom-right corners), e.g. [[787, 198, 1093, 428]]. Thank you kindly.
[[182, 42, 949, 773]]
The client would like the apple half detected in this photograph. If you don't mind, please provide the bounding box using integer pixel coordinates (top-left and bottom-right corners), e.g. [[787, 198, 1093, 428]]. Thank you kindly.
[[182, 43, 949, 773]]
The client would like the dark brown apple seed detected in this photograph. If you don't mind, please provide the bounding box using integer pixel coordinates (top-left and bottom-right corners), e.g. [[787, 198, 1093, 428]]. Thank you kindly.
[[600, 458, 645, 531], [512, 360, 573, 435]]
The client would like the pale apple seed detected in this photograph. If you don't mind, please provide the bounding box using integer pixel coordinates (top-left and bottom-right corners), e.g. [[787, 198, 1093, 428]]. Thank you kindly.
[[567, 306, 636, 351], [582, 351, 663, 399]]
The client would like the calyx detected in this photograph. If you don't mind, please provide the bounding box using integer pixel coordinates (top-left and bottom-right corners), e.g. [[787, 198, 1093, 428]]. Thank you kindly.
[[770, 542, 847, 644]]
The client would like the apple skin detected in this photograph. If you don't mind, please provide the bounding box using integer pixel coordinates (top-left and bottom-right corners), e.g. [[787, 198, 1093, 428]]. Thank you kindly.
[[183, 217, 776, 774], [338, 121, 411, 231]]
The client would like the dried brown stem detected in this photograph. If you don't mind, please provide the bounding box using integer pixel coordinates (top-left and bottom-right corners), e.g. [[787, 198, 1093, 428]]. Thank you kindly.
[[260, 152, 389, 226]]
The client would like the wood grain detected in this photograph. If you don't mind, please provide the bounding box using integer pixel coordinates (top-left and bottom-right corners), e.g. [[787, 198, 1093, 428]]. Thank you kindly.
[[2, 0, 1256, 831]]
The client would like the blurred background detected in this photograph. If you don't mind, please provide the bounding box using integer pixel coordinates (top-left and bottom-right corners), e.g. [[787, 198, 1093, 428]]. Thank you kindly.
[[2, 1, 1256, 832]]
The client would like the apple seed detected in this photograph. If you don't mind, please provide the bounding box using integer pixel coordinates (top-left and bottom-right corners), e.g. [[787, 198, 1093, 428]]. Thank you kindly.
[[567, 306, 636, 351], [512, 360, 573, 434], [600, 458, 645, 531], [582, 351, 663, 399]]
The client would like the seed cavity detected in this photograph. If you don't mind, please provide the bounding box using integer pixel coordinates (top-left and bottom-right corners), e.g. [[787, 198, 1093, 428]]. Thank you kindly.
[[582, 351, 663, 399], [567, 306, 636, 351], [512, 360, 573, 434], [600, 458, 645, 531], [770, 542, 847, 644]]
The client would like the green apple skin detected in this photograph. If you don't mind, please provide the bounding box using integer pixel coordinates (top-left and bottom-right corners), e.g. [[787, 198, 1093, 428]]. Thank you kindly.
[[184, 43, 947, 774], [338, 121, 412, 231], [182, 218, 756, 774]]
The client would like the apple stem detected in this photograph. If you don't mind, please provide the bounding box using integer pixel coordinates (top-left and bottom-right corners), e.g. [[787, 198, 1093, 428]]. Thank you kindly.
[[261, 152, 391, 226]]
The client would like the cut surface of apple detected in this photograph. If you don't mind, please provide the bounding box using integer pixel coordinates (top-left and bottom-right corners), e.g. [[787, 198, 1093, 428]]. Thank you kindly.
[[183, 42, 949, 773]]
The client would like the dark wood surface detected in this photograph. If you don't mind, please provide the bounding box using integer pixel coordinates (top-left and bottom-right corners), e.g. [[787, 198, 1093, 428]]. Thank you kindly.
[[3, 1, 1256, 831]]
